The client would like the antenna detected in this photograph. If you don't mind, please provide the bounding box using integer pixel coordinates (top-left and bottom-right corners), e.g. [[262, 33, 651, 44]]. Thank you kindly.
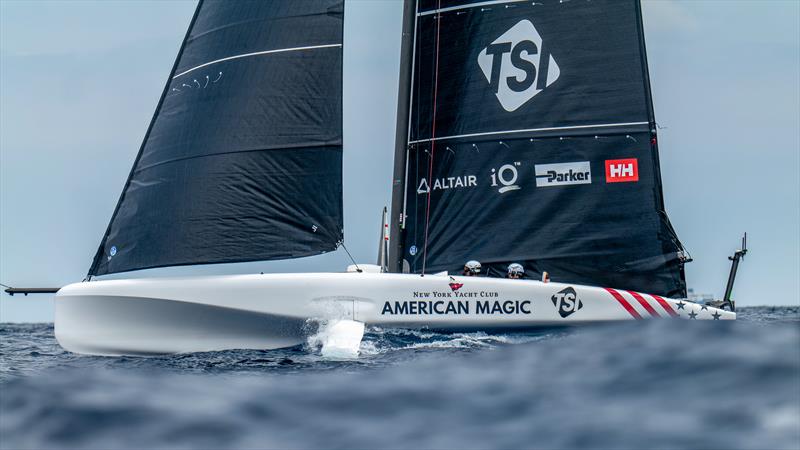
[[376, 207, 389, 272], [741, 232, 748, 257], [721, 232, 748, 311]]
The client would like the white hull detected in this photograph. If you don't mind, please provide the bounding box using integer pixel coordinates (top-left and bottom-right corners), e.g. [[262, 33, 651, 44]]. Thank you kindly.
[[55, 272, 734, 355]]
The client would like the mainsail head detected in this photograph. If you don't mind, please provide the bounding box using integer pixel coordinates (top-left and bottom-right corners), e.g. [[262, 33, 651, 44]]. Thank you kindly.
[[89, 0, 345, 276], [390, 0, 688, 297]]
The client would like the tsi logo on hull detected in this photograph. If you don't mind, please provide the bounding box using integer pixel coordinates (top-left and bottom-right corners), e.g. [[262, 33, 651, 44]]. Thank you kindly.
[[551, 287, 583, 318], [605, 158, 639, 183], [535, 161, 591, 187], [477, 19, 561, 112]]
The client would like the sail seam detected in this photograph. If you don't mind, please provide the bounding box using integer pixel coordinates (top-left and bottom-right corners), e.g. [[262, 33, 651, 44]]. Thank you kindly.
[[418, 0, 526, 16], [172, 44, 342, 79], [408, 122, 650, 144]]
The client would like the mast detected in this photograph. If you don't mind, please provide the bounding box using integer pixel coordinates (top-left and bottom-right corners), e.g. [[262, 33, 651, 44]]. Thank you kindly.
[[388, 0, 417, 273]]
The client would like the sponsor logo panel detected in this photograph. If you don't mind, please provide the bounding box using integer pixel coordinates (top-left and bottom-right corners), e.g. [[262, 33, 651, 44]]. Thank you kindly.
[[477, 19, 561, 112], [490, 162, 522, 193], [413, 158, 640, 196], [416, 175, 477, 194], [380, 285, 532, 316], [535, 161, 591, 187], [605, 158, 638, 183], [551, 287, 583, 318]]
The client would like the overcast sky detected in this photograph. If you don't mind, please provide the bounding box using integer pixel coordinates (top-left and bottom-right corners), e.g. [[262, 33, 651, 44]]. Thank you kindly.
[[1, 0, 798, 321]]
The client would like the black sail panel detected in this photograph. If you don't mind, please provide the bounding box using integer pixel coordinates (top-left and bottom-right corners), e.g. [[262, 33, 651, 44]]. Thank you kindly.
[[410, 0, 652, 141], [89, 0, 344, 276], [398, 0, 687, 297]]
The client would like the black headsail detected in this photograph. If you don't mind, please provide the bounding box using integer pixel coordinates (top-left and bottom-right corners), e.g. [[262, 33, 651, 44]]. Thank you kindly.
[[390, 0, 688, 297], [89, 0, 345, 276]]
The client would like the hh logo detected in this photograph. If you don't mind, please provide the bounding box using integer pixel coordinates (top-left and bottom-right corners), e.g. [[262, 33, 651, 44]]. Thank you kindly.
[[477, 19, 561, 112], [551, 287, 583, 318], [605, 158, 639, 183]]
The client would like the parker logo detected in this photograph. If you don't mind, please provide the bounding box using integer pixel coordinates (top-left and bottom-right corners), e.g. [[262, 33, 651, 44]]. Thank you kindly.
[[535, 162, 591, 187], [605, 158, 639, 183], [477, 19, 561, 112], [551, 287, 583, 318]]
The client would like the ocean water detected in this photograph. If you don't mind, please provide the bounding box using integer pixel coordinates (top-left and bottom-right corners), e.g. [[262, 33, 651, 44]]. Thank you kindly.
[[1, 307, 798, 449]]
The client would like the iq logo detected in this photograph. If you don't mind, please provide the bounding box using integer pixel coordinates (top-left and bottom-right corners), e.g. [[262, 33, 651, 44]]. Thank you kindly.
[[477, 19, 561, 112], [490, 162, 522, 193], [605, 158, 639, 183]]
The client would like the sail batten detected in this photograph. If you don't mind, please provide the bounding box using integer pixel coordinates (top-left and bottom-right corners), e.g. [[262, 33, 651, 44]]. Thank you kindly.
[[408, 122, 651, 144], [392, 0, 687, 297], [89, 0, 344, 277], [172, 43, 343, 79]]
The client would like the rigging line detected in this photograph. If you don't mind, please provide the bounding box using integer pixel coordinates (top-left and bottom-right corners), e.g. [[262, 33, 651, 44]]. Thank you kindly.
[[0, 283, 11, 289], [421, 1, 443, 276], [340, 242, 361, 273]]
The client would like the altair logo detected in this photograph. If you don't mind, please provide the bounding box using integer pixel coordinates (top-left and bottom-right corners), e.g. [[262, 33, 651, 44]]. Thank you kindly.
[[416, 175, 477, 195], [477, 19, 561, 112]]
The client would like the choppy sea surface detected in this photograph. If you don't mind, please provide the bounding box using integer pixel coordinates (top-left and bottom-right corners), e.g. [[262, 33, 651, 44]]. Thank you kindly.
[[1, 306, 798, 449]]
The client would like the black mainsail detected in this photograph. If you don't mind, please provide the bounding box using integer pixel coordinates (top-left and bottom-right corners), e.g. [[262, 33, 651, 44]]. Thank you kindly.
[[390, 0, 688, 298], [90, 0, 344, 276]]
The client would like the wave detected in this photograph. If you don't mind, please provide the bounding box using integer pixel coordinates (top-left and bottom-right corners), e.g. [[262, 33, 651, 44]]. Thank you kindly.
[[1, 307, 798, 449]]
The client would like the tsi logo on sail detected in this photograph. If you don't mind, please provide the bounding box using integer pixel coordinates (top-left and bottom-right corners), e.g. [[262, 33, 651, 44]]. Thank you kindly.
[[477, 19, 561, 112]]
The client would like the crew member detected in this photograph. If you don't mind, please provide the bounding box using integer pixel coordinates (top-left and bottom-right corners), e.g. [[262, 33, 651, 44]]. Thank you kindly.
[[507, 263, 524, 279], [463, 260, 481, 276]]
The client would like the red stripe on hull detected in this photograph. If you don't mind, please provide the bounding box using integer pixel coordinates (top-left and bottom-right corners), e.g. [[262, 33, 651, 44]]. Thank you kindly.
[[604, 288, 643, 320], [627, 291, 661, 318], [651, 295, 679, 317]]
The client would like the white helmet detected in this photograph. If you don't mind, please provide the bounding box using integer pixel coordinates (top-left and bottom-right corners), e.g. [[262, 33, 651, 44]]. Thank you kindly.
[[507, 263, 524, 276], [464, 260, 481, 274]]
